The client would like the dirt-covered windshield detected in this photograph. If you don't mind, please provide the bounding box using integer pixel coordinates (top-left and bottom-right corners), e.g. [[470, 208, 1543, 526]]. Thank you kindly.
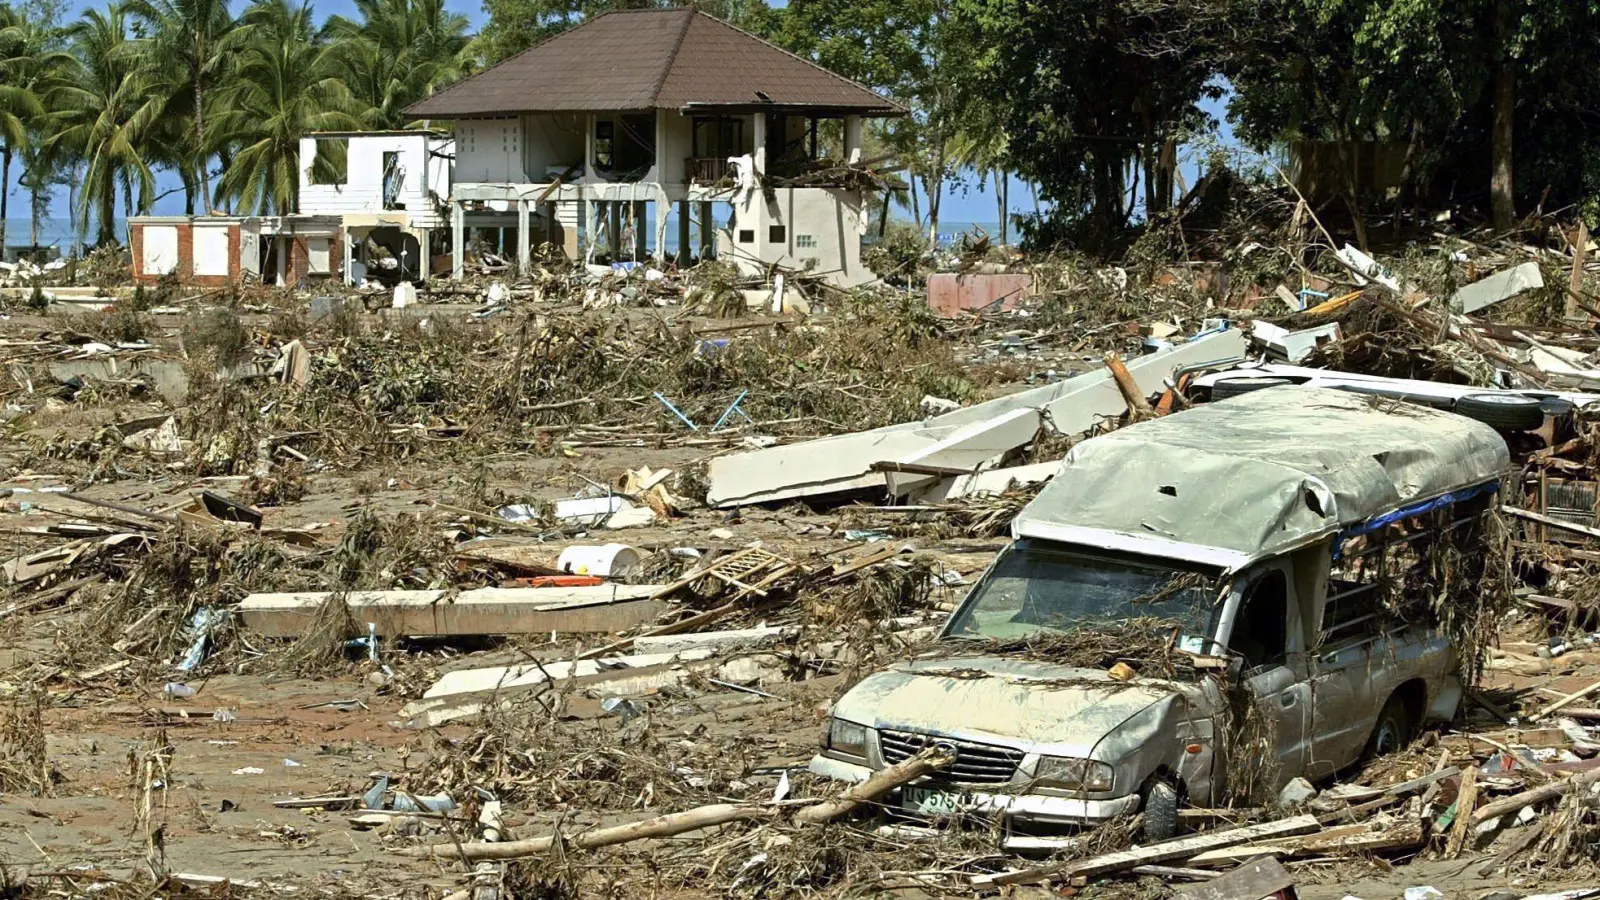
[[945, 542, 1219, 647]]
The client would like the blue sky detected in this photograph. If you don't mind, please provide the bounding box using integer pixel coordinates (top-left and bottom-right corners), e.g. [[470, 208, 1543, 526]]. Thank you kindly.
[[14, 0, 1236, 234]]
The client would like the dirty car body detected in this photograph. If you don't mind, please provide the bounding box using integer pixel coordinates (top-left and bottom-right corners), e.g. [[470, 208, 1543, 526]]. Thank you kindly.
[[811, 387, 1511, 849]]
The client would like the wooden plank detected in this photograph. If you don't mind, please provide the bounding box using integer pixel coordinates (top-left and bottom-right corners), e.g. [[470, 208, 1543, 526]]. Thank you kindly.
[[1446, 765, 1479, 857], [970, 815, 1321, 887], [238, 586, 668, 638], [1478, 822, 1544, 876], [1173, 856, 1293, 900], [1535, 678, 1600, 720], [1502, 506, 1600, 541], [1186, 820, 1425, 866]]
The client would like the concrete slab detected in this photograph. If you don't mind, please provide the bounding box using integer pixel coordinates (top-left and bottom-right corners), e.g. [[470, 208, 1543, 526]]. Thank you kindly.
[[1452, 262, 1544, 314], [238, 584, 668, 638], [706, 329, 1247, 508], [883, 407, 1042, 496]]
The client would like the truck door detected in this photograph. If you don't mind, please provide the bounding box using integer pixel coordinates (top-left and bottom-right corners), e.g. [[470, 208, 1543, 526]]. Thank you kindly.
[[1228, 564, 1310, 792]]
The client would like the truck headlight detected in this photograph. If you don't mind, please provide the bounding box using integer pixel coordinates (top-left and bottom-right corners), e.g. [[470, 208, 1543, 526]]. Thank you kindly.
[[1033, 757, 1114, 792], [826, 718, 870, 758]]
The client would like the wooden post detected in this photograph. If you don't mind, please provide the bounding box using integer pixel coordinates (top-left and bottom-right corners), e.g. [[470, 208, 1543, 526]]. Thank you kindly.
[[1104, 352, 1154, 421], [1568, 219, 1589, 320]]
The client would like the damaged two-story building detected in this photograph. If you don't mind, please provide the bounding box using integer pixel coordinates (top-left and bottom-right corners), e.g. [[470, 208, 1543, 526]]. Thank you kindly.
[[403, 7, 904, 287], [129, 130, 454, 287]]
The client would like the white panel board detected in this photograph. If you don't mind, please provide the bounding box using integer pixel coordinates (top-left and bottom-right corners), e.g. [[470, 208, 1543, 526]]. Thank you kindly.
[[142, 226, 179, 275], [192, 225, 230, 276]]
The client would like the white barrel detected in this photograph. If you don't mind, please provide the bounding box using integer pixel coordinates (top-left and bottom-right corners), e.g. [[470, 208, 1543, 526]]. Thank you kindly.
[[557, 543, 643, 577]]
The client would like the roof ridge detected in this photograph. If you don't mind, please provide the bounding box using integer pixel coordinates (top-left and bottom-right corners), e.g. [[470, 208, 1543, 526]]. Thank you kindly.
[[683, 10, 907, 113], [647, 8, 697, 107], [404, 11, 609, 118]]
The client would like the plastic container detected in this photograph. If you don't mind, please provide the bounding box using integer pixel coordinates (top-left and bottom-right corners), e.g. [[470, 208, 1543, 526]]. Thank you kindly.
[[558, 543, 643, 577]]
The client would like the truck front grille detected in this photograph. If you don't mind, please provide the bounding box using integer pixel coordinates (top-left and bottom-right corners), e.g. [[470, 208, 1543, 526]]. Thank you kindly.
[[878, 730, 1023, 784]]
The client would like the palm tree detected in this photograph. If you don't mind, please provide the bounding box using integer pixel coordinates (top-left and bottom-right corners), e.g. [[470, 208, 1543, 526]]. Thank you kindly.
[[212, 0, 363, 215], [0, 4, 49, 253], [123, 0, 235, 213], [324, 0, 469, 129], [947, 126, 1010, 245], [49, 6, 163, 245]]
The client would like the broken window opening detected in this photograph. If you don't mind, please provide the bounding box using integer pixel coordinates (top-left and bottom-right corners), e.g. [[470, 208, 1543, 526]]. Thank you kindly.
[[768, 224, 787, 244], [381, 151, 403, 210], [309, 138, 349, 186], [738, 229, 755, 244], [1232, 571, 1288, 672]]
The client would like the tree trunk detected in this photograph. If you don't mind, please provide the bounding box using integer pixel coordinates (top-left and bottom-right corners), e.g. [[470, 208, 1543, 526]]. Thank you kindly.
[[1393, 116, 1423, 240], [1490, 0, 1516, 232], [1156, 137, 1177, 216], [0, 147, 11, 255], [195, 58, 213, 215], [910, 176, 921, 232], [995, 170, 1007, 245]]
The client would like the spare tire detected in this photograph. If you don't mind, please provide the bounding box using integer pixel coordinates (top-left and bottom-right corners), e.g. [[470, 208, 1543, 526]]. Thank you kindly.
[[1455, 393, 1544, 431], [1211, 376, 1294, 400]]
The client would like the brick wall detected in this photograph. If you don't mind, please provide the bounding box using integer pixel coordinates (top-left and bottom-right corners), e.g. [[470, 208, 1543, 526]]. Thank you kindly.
[[282, 228, 344, 285], [130, 221, 240, 286]]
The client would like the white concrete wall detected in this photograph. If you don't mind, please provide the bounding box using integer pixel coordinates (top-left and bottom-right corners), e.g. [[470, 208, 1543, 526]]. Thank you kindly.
[[521, 114, 585, 181], [657, 111, 693, 186], [718, 187, 868, 287], [456, 119, 529, 184], [299, 133, 448, 228]]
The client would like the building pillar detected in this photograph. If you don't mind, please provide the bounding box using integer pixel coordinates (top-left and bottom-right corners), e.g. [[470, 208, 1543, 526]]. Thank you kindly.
[[517, 198, 530, 276], [608, 202, 623, 259], [752, 111, 767, 176], [451, 200, 464, 280], [343, 232, 354, 286], [584, 114, 597, 182], [699, 201, 714, 260], [584, 196, 598, 260], [844, 115, 863, 164], [630, 199, 643, 259], [677, 200, 692, 266], [418, 228, 431, 281]]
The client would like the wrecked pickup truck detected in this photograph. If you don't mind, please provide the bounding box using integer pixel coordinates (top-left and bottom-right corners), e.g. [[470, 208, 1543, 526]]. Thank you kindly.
[[810, 387, 1511, 850]]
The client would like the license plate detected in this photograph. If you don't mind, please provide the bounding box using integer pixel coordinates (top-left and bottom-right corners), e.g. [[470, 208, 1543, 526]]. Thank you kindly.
[[903, 786, 973, 817]]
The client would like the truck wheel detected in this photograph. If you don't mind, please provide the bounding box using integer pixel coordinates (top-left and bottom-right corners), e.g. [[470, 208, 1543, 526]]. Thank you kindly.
[[1211, 377, 1293, 400], [1361, 694, 1415, 762], [1141, 779, 1179, 842], [1455, 393, 1544, 431]]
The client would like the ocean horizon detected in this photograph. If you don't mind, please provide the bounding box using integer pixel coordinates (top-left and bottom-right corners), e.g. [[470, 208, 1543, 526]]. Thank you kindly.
[[4, 216, 1010, 254]]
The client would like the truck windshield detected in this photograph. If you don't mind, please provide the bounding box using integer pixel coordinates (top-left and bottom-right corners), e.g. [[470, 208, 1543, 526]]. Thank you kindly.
[[946, 544, 1218, 643]]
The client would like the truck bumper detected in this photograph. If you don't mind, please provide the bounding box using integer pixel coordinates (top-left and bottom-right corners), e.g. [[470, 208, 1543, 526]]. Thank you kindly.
[[808, 754, 1142, 850]]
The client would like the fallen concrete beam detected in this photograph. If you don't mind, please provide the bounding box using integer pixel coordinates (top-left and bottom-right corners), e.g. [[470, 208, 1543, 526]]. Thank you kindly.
[[913, 460, 1062, 503], [1452, 262, 1544, 314], [883, 407, 1041, 497], [422, 648, 718, 700], [398, 657, 717, 728], [237, 585, 668, 638], [707, 330, 1247, 508], [1250, 321, 1342, 363]]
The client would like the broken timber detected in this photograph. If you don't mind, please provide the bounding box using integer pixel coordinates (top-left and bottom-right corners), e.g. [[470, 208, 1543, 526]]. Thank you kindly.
[[970, 815, 1320, 887], [237, 585, 668, 638]]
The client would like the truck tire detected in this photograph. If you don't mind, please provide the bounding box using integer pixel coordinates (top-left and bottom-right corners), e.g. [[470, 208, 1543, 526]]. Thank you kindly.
[[1455, 393, 1544, 431], [1141, 779, 1180, 841], [1211, 377, 1294, 400], [1360, 694, 1415, 763]]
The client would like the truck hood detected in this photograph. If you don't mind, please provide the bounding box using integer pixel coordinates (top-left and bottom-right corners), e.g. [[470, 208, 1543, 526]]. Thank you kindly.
[[831, 655, 1190, 755]]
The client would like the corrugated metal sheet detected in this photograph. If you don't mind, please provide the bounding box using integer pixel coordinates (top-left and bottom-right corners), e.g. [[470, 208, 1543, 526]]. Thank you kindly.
[[406, 9, 903, 119]]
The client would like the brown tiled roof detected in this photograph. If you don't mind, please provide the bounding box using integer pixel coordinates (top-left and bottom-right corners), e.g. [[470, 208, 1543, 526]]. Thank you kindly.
[[406, 8, 904, 119]]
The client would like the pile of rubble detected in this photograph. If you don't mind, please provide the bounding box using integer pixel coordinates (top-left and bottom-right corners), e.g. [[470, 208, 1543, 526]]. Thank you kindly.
[[11, 212, 1600, 900]]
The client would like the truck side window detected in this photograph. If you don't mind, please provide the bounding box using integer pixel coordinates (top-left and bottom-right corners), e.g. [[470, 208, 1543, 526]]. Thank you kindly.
[[1233, 571, 1288, 671]]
